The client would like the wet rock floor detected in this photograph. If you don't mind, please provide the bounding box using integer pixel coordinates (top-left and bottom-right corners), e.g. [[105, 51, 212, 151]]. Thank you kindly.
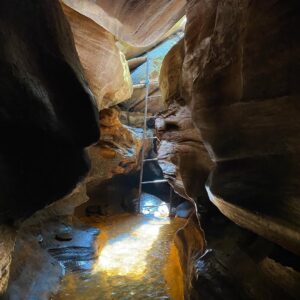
[[53, 214, 186, 300]]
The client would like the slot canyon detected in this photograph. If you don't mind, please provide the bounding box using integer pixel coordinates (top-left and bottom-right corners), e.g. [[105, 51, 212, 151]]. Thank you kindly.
[[0, 0, 299, 299]]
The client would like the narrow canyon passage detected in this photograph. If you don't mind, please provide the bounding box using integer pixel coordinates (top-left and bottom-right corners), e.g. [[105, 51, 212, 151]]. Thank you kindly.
[[1, 1, 299, 299], [52, 30, 196, 299]]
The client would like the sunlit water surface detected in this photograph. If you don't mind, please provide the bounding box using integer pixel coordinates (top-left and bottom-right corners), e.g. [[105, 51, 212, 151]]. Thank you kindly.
[[53, 213, 186, 300]]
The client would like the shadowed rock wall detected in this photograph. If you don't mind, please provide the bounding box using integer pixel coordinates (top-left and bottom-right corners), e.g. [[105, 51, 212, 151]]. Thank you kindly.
[[0, 0, 99, 293], [157, 0, 300, 256], [157, 37, 214, 202], [0, 0, 99, 224], [185, 0, 300, 255]]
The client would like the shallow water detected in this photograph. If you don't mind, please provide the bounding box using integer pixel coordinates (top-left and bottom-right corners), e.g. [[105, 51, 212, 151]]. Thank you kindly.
[[53, 214, 186, 300]]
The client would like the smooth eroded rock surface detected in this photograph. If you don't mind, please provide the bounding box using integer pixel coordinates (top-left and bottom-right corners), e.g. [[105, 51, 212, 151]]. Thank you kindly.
[[0, 0, 98, 293], [62, 0, 186, 47], [182, 0, 300, 254], [0, 226, 16, 295], [6, 183, 94, 299], [0, 0, 99, 224], [156, 38, 214, 201], [62, 4, 133, 110]]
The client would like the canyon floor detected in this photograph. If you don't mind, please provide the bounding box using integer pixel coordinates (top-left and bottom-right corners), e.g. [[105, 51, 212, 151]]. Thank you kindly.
[[53, 211, 186, 300]]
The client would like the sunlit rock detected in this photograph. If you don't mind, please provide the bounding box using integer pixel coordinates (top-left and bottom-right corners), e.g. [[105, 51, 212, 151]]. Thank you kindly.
[[131, 32, 183, 85], [119, 111, 152, 128], [127, 56, 147, 71], [159, 40, 185, 106], [2, 0, 299, 298], [62, 4, 132, 110], [88, 108, 151, 184], [117, 17, 187, 59], [0, 226, 16, 295], [62, 0, 186, 47], [122, 85, 164, 114], [0, 0, 99, 226], [122, 30, 184, 114]]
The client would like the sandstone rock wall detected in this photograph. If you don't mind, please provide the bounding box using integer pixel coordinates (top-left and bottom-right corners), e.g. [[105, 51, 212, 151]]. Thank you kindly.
[[174, 0, 300, 255], [0, 0, 99, 293], [62, 4, 133, 110], [0, 226, 16, 294], [88, 108, 151, 185], [156, 37, 214, 202], [62, 0, 186, 47], [0, 0, 99, 225], [117, 17, 187, 60], [158, 0, 300, 256]]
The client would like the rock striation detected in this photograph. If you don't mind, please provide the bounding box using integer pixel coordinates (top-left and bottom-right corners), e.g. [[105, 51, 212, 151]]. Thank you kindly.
[[159, 0, 300, 256], [155, 0, 300, 297], [62, 0, 186, 47], [0, 0, 99, 225], [156, 39, 214, 202], [183, 0, 300, 255], [62, 4, 133, 110], [0, 0, 99, 293]]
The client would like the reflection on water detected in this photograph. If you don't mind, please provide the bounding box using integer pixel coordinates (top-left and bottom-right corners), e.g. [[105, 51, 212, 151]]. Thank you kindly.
[[140, 193, 170, 218], [95, 218, 169, 278], [54, 201, 185, 300]]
